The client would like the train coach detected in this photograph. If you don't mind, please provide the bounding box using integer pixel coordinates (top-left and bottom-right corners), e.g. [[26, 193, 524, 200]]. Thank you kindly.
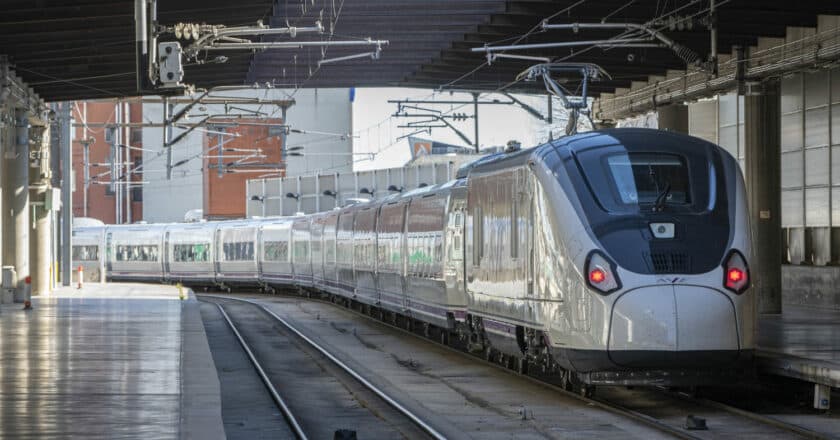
[[73, 128, 756, 391]]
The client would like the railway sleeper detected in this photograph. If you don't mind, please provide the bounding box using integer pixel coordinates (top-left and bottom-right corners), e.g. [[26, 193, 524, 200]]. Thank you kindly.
[[282, 287, 598, 396]]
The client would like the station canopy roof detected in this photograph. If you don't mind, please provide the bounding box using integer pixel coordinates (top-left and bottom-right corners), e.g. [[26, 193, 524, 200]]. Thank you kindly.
[[3, 0, 840, 102]]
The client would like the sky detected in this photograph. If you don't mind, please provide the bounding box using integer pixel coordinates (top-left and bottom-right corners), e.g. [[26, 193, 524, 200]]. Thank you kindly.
[[351, 87, 570, 172]]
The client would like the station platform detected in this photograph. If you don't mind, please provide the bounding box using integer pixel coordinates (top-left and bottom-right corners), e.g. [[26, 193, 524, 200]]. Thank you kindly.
[[0, 283, 223, 439], [757, 305, 840, 389]]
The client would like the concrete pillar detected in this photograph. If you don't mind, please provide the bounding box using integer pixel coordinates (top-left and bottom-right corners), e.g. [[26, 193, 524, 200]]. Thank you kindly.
[[744, 80, 783, 314], [657, 104, 689, 133], [10, 108, 30, 302], [31, 188, 51, 296], [30, 121, 51, 296], [59, 103, 72, 286]]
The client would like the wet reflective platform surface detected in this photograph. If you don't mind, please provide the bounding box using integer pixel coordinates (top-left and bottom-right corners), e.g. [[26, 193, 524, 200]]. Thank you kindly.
[[0, 283, 222, 439], [758, 305, 840, 388]]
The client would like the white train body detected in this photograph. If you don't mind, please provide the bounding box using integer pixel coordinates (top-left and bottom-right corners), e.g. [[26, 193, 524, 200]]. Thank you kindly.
[[71, 226, 106, 282], [163, 222, 216, 285], [74, 129, 755, 386]]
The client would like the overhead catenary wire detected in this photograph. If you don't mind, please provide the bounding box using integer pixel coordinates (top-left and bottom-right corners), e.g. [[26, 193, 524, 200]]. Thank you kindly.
[[463, 0, 711, 97]]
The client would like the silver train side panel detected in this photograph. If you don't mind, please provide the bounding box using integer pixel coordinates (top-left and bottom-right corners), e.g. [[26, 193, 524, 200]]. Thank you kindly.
[[215, 221, 260, 286], [259, 218, 295, 286], [105, 224, 166, 282], [163, 222, 216, 284], [352, 205, 378, 306], [291, 217, 313, 287], [466, 162, 540, 354], [71, 226, 106, 282], [376, 199, 408, 314]]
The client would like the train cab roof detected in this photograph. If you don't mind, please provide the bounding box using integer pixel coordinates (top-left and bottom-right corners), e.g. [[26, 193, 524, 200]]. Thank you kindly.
[[549, 128, 721, 155]]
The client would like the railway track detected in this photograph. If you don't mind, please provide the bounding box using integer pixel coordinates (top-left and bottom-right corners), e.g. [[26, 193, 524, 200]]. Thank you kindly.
[[200, 295, 446, 440], [652, 387, 834, 440], [209, 301, 308, 439], [205, 291, 837, 440]]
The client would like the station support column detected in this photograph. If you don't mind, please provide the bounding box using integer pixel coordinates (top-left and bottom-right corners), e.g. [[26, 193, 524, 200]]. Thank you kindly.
[[58, 102, 72, 286], [10, 108, 31, 303], [30, 119, 52, 296], [744, 80, 783, 314]]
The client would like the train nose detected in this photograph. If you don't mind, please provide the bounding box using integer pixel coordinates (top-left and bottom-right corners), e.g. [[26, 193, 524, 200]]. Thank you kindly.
[[607, 285, 740, 367]]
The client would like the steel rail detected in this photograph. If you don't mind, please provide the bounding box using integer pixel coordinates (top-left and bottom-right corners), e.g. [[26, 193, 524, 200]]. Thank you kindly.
[[203, 294, 448, 440], [257, 292, 829, 440], [661, 388, 835, 440], [211, 301, 309, 440], [218, 293, 698, 440], [339, 294, 829, 440]]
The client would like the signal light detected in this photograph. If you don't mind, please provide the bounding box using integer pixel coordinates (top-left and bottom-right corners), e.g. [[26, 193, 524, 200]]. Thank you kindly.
[[723, 250, 749, 294], [727, 268, 744, 283], [585, 251, 621, 294], [589, 268, 606, 284]]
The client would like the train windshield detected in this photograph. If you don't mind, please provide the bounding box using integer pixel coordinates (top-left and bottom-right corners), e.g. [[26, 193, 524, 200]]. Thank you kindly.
[[605, 153, 690, 207], [576, 147, 711, 214]]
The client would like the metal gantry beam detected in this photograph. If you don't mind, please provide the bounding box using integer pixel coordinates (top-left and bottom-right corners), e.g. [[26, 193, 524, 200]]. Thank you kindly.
[[389, 91, 554, 150]]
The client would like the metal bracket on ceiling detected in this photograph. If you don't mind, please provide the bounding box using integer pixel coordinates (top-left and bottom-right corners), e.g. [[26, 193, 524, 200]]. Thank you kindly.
[[163, 20, 389, 63], [517, 62, 610, 135], [472, 21, 714, 74], [541, 21, 713, 73]]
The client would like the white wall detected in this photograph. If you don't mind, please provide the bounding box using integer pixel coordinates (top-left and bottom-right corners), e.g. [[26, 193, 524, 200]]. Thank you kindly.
[[142, 88, 352, 222]]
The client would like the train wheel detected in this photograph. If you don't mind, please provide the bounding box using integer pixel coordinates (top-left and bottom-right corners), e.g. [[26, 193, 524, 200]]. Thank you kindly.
[[517, 357, 529, 375], [560, 371, 572, 391], [580, 384, 595, 398], [484, 348, 495, 363]]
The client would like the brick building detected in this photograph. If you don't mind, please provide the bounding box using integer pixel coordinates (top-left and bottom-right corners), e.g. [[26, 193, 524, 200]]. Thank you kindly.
[[203, 119, 284, 219], [72, 101, 143, 224]]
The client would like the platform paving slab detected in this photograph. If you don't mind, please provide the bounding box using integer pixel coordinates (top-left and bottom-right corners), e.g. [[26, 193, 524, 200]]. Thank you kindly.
[[0, 283, 224, 439], [758, 304, 840, 388]]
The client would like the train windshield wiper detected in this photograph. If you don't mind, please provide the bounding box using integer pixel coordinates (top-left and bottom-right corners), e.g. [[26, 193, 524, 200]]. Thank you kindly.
[[653, 182, 671, 212]]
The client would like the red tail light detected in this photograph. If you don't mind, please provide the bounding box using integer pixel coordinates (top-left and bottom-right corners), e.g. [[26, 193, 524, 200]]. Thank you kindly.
[[727, 268, 744, 283], [723, 250, 749, 294], [585, 251, 621, 294], [589, 268, 606, 284]]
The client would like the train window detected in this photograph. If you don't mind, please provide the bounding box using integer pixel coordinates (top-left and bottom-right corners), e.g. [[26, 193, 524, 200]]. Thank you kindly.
[[263, 241, 289, 262], [173, 244, 209, 262], [223, 241, 255, 261], [605, 153, 691, 207], [293, 240, 309, 262], [311, 239, 321, 257], [115, 245, 159, 262], [72, 245, 98, 261]]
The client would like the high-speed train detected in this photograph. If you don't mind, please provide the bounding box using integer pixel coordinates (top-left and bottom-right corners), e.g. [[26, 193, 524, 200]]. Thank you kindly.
[[73, 128, 755, 391]]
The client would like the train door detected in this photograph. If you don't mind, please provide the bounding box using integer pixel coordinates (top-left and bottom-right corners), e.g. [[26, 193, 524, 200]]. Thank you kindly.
[[373, 205, 382, 306], [214, 228, 222, 275], [399, 201, 410, 315], [256, 226, 264, 281], [98, 230, 106, 282], [105, 231, 113, 274], [163, 230, 171, 281], [445, 200, 466, 299]]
